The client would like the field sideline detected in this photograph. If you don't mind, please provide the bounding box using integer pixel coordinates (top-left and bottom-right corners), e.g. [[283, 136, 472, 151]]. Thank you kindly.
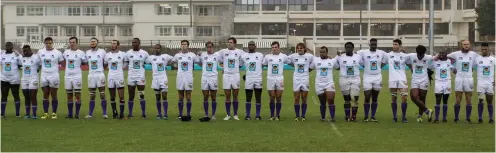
[[1, 71, 495, 152]]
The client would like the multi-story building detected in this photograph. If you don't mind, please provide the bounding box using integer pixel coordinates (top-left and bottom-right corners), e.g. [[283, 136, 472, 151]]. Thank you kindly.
[[1, 0, 486, 52]]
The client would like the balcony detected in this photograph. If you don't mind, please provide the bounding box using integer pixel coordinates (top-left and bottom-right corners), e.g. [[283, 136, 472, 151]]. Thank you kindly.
[[234, 11, 288, 23]]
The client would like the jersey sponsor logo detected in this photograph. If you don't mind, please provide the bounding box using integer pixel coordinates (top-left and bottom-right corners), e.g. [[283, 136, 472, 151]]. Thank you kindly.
[[370, 61, 377, 70], [415, 66, 423, 74], [133, 61, 141, 69], [181, 62, 188, 71], [4, 62, 11, 71], [111, 62, 118, 70], [158, 63, 165, 71], [393, 61, 400, 70], [228, 58, 235, 68], [440, 68, 448, 78], [248, 62, 256, 71], [44, 59, 52, 68], [297, 64, 305, 73], [91, 60, 98, 70], [462, 62, 469, 72], [24, 65, 31, 74], [320, 68, 328, 76], [483, 66, 490, 76], [271, 64, 279, 74], [206, 62, 213, 71], [68, 59, 75, 69], [346, 66, 354, 75]]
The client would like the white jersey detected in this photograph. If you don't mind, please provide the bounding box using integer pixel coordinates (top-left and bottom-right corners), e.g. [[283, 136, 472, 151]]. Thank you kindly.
[[406, 53, 433, 81], [383, 52, 408, 82], [241, 52, 264, 79], [336, 54, 363, 77], [21, 54, 40, 79], [63, 49, 86, 77], [357, 49, 386, 76], [219, 48, 244, 75], [447, 51, 480, 79], [263, 53, 290, 77], [475, 55, 495, 84], [126, 49, 149, 77], [0, 51, 22, 79], [430, 60, 454, 82], [147, 54, 173, 78], [198, 52, 221, 77], [105, 51, 128, 77], [310, 57, 338, 83], [173, 52, 198, 77], [38, 48, 64, 75], [86, 49, 106, 75], [289, 53, 314, 79]]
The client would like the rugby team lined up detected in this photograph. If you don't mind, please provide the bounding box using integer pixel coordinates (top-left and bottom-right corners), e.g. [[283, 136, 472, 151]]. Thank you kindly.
[[0, 36, 494, 124]]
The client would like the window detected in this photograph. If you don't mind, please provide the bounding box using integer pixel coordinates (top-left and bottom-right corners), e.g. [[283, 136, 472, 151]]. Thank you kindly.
[[45, 6, 63, 16], [425, 0, 442, 10], [425, 23, 449, 35], [234, 23, 260, 35], [343, 0, 368, 10], [198, 6, 213, 16], [370, 23, 395, 36], [120, 5, 133, 16], [397, 23, 423, 35], [398, 0, 422, 10], [370, 0, 395, 10], [289, 0, 314, 11], [16, 6, 25, 16], [343, 23, 368, 36], [67, 6, 81, 16], [101, 26, 115, 36], [289, 23, 314, 36], [81, 26, 96, 37], [262, 0, 287, 11], [316, 23, 340, 36], [196, 26, 213, 36], [261, 23, 286, 35], [26, 6, 43, 16], [26, 27, 39, 35], [177, 4, 190, 15], [46, 27, 58, 37], [444, 0, 451, 9], [463, 0, 475, 9], [16, 27, 25, 37], [235, 0, 260, 11], [214, 26, 221, 36], [155, 26, 172, 36], [315, 0, 341, 11], [214, 6, 223, 16], [156, 4, 172, 15], [64, 27, 77, 37], [175, 26, 189, 36], [83, 6, 99, 16], [119, 26, 133, 36], [103, 6, 119, 16]]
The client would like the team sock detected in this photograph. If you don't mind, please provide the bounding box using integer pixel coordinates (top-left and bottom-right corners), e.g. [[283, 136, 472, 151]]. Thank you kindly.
[[344, 103, 351, 118], [391, 101, 397, 119], [294, 104, 300, 117], [101, 99, 107, 115], [51, 100, 58, 114], [178, 100, 184, 116], [156, 101, 162, 116], [140, 99, 146, 116], [211, 101, 217, 117], [275, 102, 282, 117], [454, 104, 460, 120], [434, 104, 440, 120], [371, 102, 378, 118], [301, 103, 307, 118], [75, 101, 82, 116], [478, 101, 484, 120], [162, 100, 168, 117], [25, 105, 31, 116], [401, 102, 407, 119], [442, 104, 448, 120], [233, 101, 239, 116], [488, 104, 494, 120], [89, 100, 95, 116], [0, 101, 6, 116], [15, 101, 20, 116], [466, 104, 472, 120], [255, 103, 261, 117], [186, 100, 192, 116], [128, 100, 134, 117], [119, 102, 125, 117], [364, 103, 370, 118], [67, 101, 74, 116], [32, 106, 37, 117], [203, 101, 209, 117], [329, 104, 335, 119], [319, 104, 325, 119], [225, 101, 231, 116], [351, 106, 358, 118], [245, 102, 251, 117], [269, 101, 275, 117], [111, 101, 117, 115]]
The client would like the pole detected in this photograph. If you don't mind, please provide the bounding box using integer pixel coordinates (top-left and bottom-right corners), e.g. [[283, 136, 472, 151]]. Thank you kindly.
[[428, 0, 434, 55], [1, 4, 5, 49], [359, 9, 362, 50], [102, 0, 106, 48], [286, 0, 289, 43], [189, 0, 193, 40]]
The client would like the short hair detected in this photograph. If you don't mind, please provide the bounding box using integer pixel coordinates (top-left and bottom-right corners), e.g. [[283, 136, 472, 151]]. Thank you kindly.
[[344, 42, 354, 48], [44, 37, 53, 42], [416, 45, 426, 52], [22, 45, 31, 49], [228, 37, 237, 44], [271, 41, 280, 47], [320, 46, 328, 52], [393, 39, 402, 46], [69, 37, 78, 43], [5, 42, 13, 45], [296, 43, 306, 49], [133, 38, 141, 43], [205, 41, 214, 47], [90, 37, 99, 43], [154, 44, 162, 48], [481, 42, 489, 47], [181, 40, 190, 46], [112, 40, 120, 46], [370, 38, 378, 42]]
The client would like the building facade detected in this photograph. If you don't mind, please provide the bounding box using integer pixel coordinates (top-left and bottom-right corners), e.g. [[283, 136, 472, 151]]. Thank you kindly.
[[1, 0, 486, 51]]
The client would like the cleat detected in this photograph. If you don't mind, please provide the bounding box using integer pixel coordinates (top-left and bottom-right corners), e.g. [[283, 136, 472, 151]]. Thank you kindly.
[[442, 120, 448, 123], [454, 119, 459, 123], [417, 117, 423, 123], [320, 118, 325, 122], [32, 116, 38, 119], [156, 115, 163, 120], [127, 115, 133, 119], [16, 115, 21, 118], [255, 116, 261, 120], [177, 115, 182, 119], [301, 117, 306, 122], [40, 113, 49, 119], [119, 115, 125, 119], [465, 119, 472, 124], [427, 109, 433, 122], [223, 115, 231, 120], [402, 118, 408, 123], [51, 113, 58, 119], [233, 115, 240, 120], [433, 120, 439, 123], [364, 117, 369, 122], [478, 119, 483, 124], [102, 115, 109, 119], [65, 115, 73, 119], [370, 118, 378, 122], [294, 117, 300, 121], [210, 116, 216, 120], [244, 116, 251, 120], [84, 115, 93, 119], [275, 116, 280, 121], [489, 119, 494, 124], [330, 119, 336, 123], [344, 117, 350, 122], [74, 115, 80, 119], [392, 118, 398, 123], [269, 117, 274, 121], [141, 115, 147, 119], [1, 115, 5, 119], [163, 116, 169, 120], [24, 115, 31, 119], [112, 113, 118, 119], [350, 116, 356, 122]]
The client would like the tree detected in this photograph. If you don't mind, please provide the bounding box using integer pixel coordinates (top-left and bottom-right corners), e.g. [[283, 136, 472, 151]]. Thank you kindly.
[[475, 0, 495, 37]]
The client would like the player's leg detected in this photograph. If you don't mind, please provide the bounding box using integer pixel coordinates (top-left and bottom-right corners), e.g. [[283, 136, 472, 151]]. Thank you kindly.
[[254, 88, 262, 120], [464, 91, 473, 123], [232, 88, 240, 120], [10, 84, 21, 118], [419, 89, 429, 117], [87, 87, 97, 118], [202, 89, 210, 117], [65, 79, 74, 118], [161, 89, 169, 120], [317, 91, 326, 121], [223, 87, 232, 120], [99, 85, 108, 119], [185, 90, 192, 117], [486, 93, 494, 124], [73, 78, 83, 119], [442, 93, 449, 122], [434, 93, 442, 122], [0, 81, 10, 117], [117, 87, 125, 119], [300, 90, 309, 121], [362, 79, 372, 121], [275, 89, 283, 121], [268, 89, 276, 120], [399, 87, 409, 123], [127, 84, 136, 118], [454, 78, 464, 123], [339, 78, 351, 121], [410, 88, 431, 122], [293, 91, 301, 120], [326, 90, 336, 121], [30, 89, 38, 119], [22, 86, 31, 118], [49, 86, 59, 119], [154, 88, 163, 119], [210, 89, 217, 119], [348, 78, 360, 121], [477, 90, 485, 123], [177, 90, 185, 118], [245, 87, 253, 120], [109, 87, 118, 118], [370, 89, 380, 121], [41, 86, 50, 119], [137, 85, 146, 119], [390, 88, 398, 122]]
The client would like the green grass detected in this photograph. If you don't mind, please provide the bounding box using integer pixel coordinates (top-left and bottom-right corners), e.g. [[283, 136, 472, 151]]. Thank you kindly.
[[1, 71, 495, 152]]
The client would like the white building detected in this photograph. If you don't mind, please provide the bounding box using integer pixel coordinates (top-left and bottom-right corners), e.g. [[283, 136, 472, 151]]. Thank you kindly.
[[0, 0, 485, 51]]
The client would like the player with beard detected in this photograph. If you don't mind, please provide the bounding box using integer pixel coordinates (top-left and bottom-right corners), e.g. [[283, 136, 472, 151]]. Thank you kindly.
[[197, 42, 221, 119], [310, 46, 338, 122], [241, 41, 264, 120], [474, 43, 494, 124], [430, 51, 454, 123], [0, 42, 23, 118], [218, 37, 244, 121], [38, 37, 64, 119], [85, 38, 108, 119], [147, 44, 173, 120], [263, 41, 290, 121], [335, 42, 363, 121], [125, 38, 149, 119], [63, 37, 87, 119], [172, 40, 197, 119], [20, 45, 40, 119], [405, 45, 434, 123], [288, 43, 314, 121], [105, 40, 128, 119]]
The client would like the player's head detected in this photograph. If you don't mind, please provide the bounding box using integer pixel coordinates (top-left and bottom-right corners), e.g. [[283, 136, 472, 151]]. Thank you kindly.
[[205, 41, 214, 54], [393, 39, 402, 51], [416, 45, 427, 55], [180, 40, 189, 51], [5, 42, 13, 52], [69, 37, 78, 50], [22, 45, 32, 57], [44, 37, 53, 49], [319, 46, 328, 59], [227, 37, 237, 50], [132, 38, 141, 50], [271, 41, 280, 54], [153, 44, 162, 55], [481, 42, 489, 56], [344, 42, 354, 55], [438, 50, 447, 60], [248, 41, 256, 53], [296, 43, 306, 55], [369, 38, 378, 51], [460, 40, 470, 52], [90, 37, 98, 49], [111, 40, 120, 51]]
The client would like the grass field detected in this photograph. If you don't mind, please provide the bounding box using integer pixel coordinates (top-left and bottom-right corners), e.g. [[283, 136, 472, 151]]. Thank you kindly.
[[1, 70, 495, 152]]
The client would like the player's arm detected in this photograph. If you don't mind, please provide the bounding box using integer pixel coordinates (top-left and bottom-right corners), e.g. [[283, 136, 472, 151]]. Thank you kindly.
[[81, 52, 88, 65], [196, 54, 203, 67], [58, 51, 65, 67], [123, 54, 129, 69], [262, 55, 268, 68], [381, 54, 388, 68], [101, 52, 108, 69]]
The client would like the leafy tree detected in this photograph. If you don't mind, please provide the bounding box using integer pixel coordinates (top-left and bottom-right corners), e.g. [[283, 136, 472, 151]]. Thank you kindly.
[[476, 0, 495, 37]]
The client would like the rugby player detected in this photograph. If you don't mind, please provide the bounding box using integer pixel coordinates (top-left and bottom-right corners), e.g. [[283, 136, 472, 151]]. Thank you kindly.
[[147, 44, 173, 120], [241, 41, 264, 120], [105, 40, 127, 119], [172, 40, 197, 119], [20, 45, 40, 119], [263, 41, 290, 121], [197, 42, 221, 119], [125, 38, 149, 119], [1, 42, 22, 118], [218, 37, 244, 121], [430, 50, 454, 123], [310, 46, 338, 122], [474, 43, 494, 124], [405, 45, 434, 123], [335, 42, 363, 121], [38, 37, 64, 119], [63, 37, 87, 119], [383, 39, 409, 123], [84, 38, 107, 119], [288, 43, 313, 121]]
